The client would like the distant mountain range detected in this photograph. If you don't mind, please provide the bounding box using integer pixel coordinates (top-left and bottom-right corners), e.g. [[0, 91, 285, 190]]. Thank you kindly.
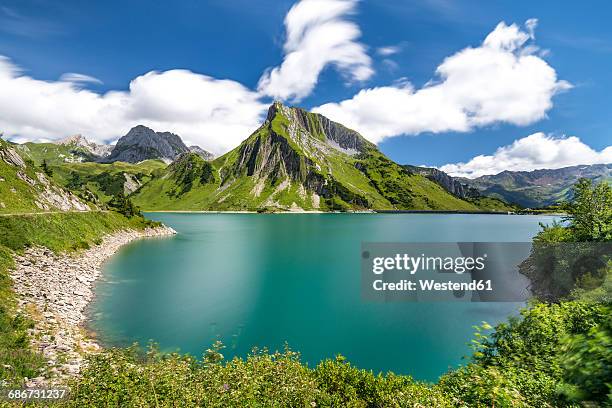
[[458, 164, 612, 207], [14, 127, 214, 166], [54, 134, 113, 158], [4, 102, 608, 212], [406, 163, 611, 208]]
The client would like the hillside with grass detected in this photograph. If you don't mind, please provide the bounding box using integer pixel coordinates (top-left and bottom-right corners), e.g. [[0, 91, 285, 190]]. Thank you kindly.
[[0, 141, 608, 407], [133, 102, 484, 212], [461, 164, 612, 208], [0, 211, 158, 385], [0, 179, 598, 407], [0, 139, 90, 214], [50, 160, 166, 206], [61, 180, 612, 407]]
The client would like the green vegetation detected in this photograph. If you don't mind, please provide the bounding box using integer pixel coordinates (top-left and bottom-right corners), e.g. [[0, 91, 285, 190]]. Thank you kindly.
[[0, 211, 155, 386], [564, 178, 612, 241], [14, 142, 96, 166], [0, 178, 608, 406], [50, 160, 166, 206], [165, 153, 216, 197], [1, 122, 609, 405], [462, 164, 612, 208], [467, 196, 517, 212], [133, 105, 486, 212], [0, 211, 154, 255], [0, 245, 45, 385], [60, 178, 611, 407], [52, 300, 608, 407], [0, 153, 42, 214], [40, 159, 53, 177], [520, 179, 612, 301], [108, 192, 141, 218], [0, 138, 85, 214], [439, 301, 609, 407], [61, 344, 450, 407]]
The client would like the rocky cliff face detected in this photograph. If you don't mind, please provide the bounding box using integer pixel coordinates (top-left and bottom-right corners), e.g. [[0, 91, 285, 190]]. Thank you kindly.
[[105, 125, 189, 163], [0, 139, 90, 212], [136, 102, 478, 212], [54, 134, 112, 158], [222, 102, 377, 208], [405, 165, 480, 199], [189, 145, 215, 161]]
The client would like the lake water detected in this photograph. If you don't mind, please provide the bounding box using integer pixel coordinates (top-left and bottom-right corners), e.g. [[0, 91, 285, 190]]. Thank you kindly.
[[89, 213, 557, 382]]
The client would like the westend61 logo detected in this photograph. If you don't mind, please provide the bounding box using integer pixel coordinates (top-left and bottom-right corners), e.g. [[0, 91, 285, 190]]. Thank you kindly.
[[361, 242, 534, 302]]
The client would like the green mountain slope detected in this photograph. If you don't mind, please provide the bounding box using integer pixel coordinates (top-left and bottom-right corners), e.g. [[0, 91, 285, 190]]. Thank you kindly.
[[133, 102, 480, 212], [460, 164, 612, 207], [14, 134, 112, 166], [0, 139, 90, 214], [14, 142, 97, 166], [50, 160, 167, 206]]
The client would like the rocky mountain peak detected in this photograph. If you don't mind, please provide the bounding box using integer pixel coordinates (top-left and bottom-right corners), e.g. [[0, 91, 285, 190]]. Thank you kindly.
[[189, 145, 215, 161], [54, 134, 112, 158], [266, 100, 286, 121], [55, 134, 88, 146], [220, 103, 387, 209], [264, 102, 373, 155], [105, 125, 190, 164]]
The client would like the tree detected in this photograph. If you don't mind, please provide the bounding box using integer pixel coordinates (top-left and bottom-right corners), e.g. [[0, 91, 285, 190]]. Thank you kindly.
[[520, 179, 612, 301], [564, 178, 612, 241], [557, 310, 612, 404], [108, 191, 141, 218], [40, 159, 53, 177]]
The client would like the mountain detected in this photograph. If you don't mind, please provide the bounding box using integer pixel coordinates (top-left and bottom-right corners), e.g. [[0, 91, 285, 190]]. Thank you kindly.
[[189, 145, 214, 161], [404, 165, 480, 199], [15, 134, 112, 166], [460, 164, 612, 207], [0, 138, 90, 213], [105, 125, 190, 163], [54, 134, 113, 158], [51, 160, 167, 206], [133, 102, 484, 212], [404, 165, 516, 211]]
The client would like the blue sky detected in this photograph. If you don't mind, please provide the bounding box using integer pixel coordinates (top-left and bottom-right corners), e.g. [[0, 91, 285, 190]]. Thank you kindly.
[[0, 0, 610, 177]]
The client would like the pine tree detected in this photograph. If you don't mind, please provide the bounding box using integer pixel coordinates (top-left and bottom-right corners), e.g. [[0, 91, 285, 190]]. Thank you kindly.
[[40, 159, 53, 177], [109, 191, 141, 218]]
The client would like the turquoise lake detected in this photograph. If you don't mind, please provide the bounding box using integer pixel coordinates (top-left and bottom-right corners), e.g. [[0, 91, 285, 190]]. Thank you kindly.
[[89, 213, 558, 382]]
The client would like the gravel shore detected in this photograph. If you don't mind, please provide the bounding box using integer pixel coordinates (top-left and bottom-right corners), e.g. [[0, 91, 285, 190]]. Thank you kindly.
[[9, 226, 176, 387]]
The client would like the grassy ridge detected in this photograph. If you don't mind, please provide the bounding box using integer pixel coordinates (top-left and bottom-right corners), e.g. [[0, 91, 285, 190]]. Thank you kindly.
[[0, 211, 155, 385], [50, 160, 166, 205], [14, 142, 95, 166], [132, 106, 487, 212], [0, 155, 43, 214], [0, 211, 154, 252], [0, 138, 65, 214]]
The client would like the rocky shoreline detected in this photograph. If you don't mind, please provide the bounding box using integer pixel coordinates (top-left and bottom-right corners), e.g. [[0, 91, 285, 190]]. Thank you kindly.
[[9, 226, 176, 387]]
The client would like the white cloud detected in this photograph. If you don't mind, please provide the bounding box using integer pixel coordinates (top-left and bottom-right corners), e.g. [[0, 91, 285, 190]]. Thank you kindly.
[[257, 0, 373, 101], [0, 12, 576, 161], [59, 72, 103, 85], [314, 19, 572, 143], [376, 45, 400, 56], [439, 133, 612, 178], [0, 57, 267, 154]]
